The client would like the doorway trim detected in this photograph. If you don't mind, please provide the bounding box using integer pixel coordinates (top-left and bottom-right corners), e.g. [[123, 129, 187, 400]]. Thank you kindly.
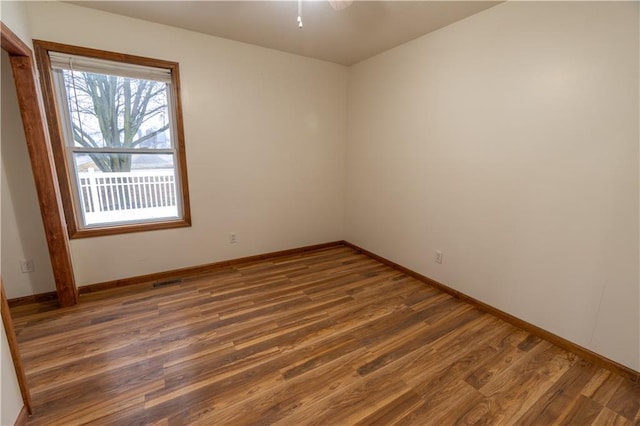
[[1, 22, 78, 307], [1, 279, 32, 416]]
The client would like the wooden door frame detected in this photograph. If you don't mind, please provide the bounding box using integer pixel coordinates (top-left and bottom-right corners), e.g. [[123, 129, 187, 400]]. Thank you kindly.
[[1, 22, 78, 307], [1, 280, 32, 416]]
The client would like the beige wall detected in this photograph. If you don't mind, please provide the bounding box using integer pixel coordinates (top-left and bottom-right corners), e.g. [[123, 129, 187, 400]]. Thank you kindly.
[[1, 320, 23, 426], [1, 0, 30, 43], [2, 50, 56, 299], [25, 1, 348, 286], [1, 0, 59, 301], [1, 2, 31, 423], [345, 1, 639, 370], [3, 0, 637, 374]]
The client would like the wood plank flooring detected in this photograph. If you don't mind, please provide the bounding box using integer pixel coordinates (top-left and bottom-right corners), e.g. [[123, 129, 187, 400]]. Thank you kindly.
[[10, 246, 640, 425]]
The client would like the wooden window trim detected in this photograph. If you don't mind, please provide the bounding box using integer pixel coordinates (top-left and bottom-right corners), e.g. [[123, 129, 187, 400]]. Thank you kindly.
[[33, 40, 191, 239]]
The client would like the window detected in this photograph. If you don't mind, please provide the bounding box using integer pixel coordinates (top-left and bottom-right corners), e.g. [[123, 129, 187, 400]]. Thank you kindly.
[[34, 41, 191, 238]]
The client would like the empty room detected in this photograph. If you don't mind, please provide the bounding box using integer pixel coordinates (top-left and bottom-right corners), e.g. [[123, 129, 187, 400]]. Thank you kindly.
[[1, 0, 639, 424]]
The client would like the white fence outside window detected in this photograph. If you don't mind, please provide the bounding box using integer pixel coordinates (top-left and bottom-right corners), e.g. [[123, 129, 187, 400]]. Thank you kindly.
[[78, 168, 179, 225]]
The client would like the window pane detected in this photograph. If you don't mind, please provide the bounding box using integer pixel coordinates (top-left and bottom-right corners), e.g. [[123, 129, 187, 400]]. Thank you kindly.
[[74, 153, 180, 226], [36, 41, 191, 237], [63, 70, 172, 151]]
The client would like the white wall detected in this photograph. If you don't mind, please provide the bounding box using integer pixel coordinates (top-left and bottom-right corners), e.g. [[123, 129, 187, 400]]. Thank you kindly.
[[25, 1, 348, 286], [346, 1, 639, 370], [0, 2, 31, 423]]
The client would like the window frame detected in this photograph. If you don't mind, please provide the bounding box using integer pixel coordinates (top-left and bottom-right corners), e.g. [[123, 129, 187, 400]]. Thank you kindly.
[[34, 40, 191, 239]]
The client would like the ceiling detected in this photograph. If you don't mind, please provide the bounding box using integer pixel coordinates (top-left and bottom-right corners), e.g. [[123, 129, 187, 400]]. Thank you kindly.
[[68, 1, 500, 66]]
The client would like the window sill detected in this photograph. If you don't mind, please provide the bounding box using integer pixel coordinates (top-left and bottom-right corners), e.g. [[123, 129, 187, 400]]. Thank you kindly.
[[69, 217, 191, 239]]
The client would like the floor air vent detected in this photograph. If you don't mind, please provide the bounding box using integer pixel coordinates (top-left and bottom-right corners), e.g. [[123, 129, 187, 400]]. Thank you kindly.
[[153, 278, 183, 288]]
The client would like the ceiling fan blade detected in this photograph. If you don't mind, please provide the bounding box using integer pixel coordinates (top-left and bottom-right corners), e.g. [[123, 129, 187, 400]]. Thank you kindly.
[[328, 0, 353, 11]]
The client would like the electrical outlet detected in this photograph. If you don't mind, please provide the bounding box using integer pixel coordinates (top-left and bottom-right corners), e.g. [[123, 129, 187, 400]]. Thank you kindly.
[[229, 233, 237, 244], [435, 250, 443, 264], [20, 259, 35, 273]]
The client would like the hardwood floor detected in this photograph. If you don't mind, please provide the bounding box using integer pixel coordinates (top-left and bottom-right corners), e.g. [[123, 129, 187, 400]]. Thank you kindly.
[[10, 246, 640, 425]]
